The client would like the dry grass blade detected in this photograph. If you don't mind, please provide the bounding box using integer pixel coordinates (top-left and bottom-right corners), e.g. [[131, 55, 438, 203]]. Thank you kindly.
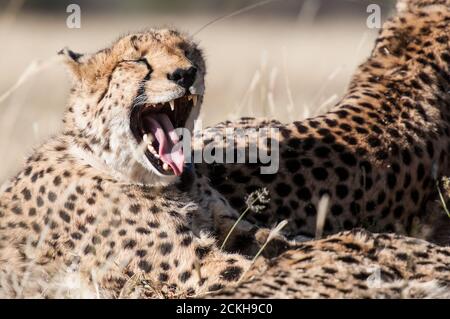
[[194, 0, 281, 35], [436, 180, 450, 218], [220, 188, 270, 250], [251, 219, 288, 265], [315, 195, 330, 239], [235, 220, 289, 285], [0, 55, 60, 106]]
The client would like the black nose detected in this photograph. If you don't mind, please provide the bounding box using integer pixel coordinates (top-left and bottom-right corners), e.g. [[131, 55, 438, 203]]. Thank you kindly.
[[167, 67, 197, 90]]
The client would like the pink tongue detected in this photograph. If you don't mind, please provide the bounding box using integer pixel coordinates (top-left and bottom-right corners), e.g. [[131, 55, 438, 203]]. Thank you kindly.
[[142, 114, 184, 176]]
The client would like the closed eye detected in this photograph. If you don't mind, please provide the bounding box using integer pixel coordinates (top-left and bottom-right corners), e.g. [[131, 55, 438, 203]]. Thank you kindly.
[[122, 58, 152, 71]]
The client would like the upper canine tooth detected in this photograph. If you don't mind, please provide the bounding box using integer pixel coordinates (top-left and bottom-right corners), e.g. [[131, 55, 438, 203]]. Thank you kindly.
[[143, 133, 154, 144], [169, 100, 175, 111]]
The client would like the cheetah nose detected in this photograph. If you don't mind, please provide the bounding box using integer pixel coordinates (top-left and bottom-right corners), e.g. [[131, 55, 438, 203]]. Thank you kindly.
[[167, 67, 197, 90]]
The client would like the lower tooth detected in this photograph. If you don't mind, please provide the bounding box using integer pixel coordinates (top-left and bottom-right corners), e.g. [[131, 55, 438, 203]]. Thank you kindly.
[[192, 95, 198, 105], [163, 163, 170, 171]]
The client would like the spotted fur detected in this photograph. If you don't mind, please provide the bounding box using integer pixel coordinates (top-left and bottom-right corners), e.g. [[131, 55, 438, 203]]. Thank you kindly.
[[209, 230, 450, 298], [196, 0, 450, 245]]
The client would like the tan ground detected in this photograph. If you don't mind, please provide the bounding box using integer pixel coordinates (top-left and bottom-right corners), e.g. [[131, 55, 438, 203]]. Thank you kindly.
[[0, 13, 382, 183]]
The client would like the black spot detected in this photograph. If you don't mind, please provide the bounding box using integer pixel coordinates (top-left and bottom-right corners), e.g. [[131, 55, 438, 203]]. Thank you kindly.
[[53, 176, 62, 186], [208, 284, 224, 292], [335, 185, 349, 199], [417, 163, 425, 181], [138, 260, 152, 273], [335, 110, 349, 118], [71, 232, 82, 240], [301, 158, 314, 167], [64, 202, 75, 211], [301, 138, 315, 151], [338, 255, 359, 264], [297, 188, 312, 201], [344, 242, 361, 251], [314, 147, 330, 158], [195, 246, 211, 259], [220, 266, 243, 282], [293, 174, 305, 187], [339, 152, 357, 166], [387, 173, 397, 189], [375, 150, 388, 160], [83, 245, 95, 255], [312, 167, 328, 181], [59, 210, 71, 223], [340, 123, 352, 132], [402, 149, 412, 165], [21, 188, 32, 201], [159, 243, 173, 255], [367, 136, 381, 147], [352, 116, 365, 125], [48, 192, 57, 202], [148, 221, 160, 228], [11, 206, 22, 215], [418, 72, 432, 85], [335, 167, 349, 181], [353, 189, 364, 200], [123, 239, 137, 249], [366, 201, 376, 212], [150, 206, 161, 214], [36, 196, 44, 207], [179, 271, 192, 283], [129, 204, 141, 214], [285, 159, 300, 173], [181, 236, 193, 246], [160, 262, 170, 271], [159, 273, 169, 282], [28, 208, 36, 216], [331, 204, 343, 216], [136, 227, 151, 235], [275, 183, 292, 197], [294, 122, 308, 133]]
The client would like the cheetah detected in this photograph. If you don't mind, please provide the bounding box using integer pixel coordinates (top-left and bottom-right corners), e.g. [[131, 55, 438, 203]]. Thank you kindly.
[[209, 229, 450, 299], [195, 0, 450, 245], [0, 29, 261, 298]]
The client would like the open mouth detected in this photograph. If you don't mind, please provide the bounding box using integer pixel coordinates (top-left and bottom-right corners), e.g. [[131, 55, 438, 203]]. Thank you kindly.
[[130, 94, 199, 176]]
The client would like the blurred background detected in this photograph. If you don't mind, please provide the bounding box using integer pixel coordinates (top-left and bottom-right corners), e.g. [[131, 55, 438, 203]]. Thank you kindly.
[[0, 0, 396, 183]]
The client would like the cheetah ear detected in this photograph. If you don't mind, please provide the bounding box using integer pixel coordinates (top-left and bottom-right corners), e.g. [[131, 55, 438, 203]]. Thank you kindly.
[[396, 0, 409, 12], [58, 47, 87, 80]]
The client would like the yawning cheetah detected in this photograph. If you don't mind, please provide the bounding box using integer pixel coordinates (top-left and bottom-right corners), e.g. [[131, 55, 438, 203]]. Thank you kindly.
[[0, 29, 259, 298]]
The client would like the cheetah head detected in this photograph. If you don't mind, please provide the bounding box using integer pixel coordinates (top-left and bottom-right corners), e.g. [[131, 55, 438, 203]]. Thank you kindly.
[[60, 29, 205, 185]]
